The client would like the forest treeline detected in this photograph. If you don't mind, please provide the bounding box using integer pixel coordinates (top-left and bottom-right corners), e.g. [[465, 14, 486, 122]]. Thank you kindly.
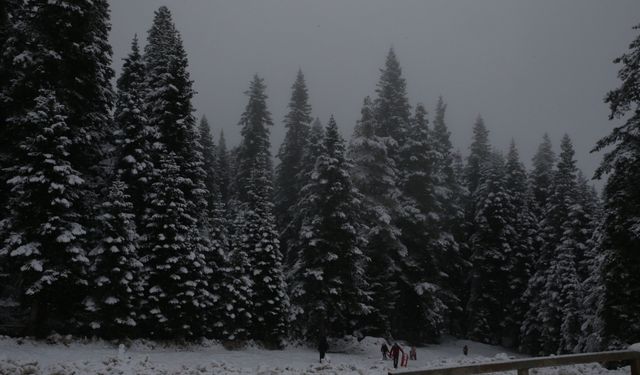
[[1, 2, 639, 355]]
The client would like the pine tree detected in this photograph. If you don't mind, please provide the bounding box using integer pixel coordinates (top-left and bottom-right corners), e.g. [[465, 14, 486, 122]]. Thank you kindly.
[[465, 151, 513, 344], [430, 97, 466, 336], [396, 103, 447, 343], [137, 7, 212, 338], [217, 130, 231, 203], [465, 116, 491, 197], [233, 152, 288, 347], [275, 69, 312, 229], [503, 141, 536, 348], [195, 115, 235, 340], [144, 6, 195, 158], [235, 75, 274, 202], [0, 91, 89, 336], [591, 22, 640, 349], [143, 5, 208, 225], [0, 0, 21, 226], [198, 115, 219, 214], [374, 48, 411, 148], [0, 0, 114, 334], [530, 134, 556, 217], [522, 135, 583, 354], [462, 116, 491, 260], [298, 118, 325, 191], [232, 75, 287, 346], [85, 179, 143, 338], [114, 35, 156, 221], [349, 96, 403, 337], [283, 118, 324, 269], [140, 152, 210, 339], [226, 209, 255, 342], [290, 116, 370, 340]]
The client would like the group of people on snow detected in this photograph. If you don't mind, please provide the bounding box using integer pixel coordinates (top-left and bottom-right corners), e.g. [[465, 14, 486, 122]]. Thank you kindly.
[[380, 342, 416, 369], [318, 337, 469, 369]]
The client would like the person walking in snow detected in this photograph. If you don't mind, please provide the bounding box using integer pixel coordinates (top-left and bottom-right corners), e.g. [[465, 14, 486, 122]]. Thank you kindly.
[[410, 345, 417, 360], [389, 343, 404, 369], [318, 336, 329, 362], [463, 344, 468, 356], [381, 342, 389, 360]]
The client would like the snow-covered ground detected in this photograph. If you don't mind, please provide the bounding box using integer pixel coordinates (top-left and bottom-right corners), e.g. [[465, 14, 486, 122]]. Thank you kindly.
[[0, 335, 630, 375]]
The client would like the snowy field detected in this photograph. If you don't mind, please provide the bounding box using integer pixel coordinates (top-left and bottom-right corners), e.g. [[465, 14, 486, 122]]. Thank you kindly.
[[0, 335, 630, 375]]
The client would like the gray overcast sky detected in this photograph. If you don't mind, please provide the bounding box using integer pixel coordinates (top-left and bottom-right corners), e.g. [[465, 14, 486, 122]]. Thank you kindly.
[[109, 0, 640, 186]]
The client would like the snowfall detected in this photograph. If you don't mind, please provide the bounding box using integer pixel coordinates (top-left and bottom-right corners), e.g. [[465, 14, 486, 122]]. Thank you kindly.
[[0, 335, 633, 375]]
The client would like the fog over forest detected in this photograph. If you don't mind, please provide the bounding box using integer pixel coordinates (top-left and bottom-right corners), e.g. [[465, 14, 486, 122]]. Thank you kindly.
[[110, 0, 640, 187]]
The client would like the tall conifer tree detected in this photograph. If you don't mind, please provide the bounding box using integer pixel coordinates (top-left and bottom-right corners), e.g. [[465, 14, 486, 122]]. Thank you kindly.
[[466, 151, 513, 344], [233, 76, 288, 346], [275, 70, 312, 228], [592, 22, 640, 349], [114, 35, 155, 221], [290, 116, 370, 340], [1, 91, 89, 336], [349, 96, 403, 336], [85, 179, 143, 338]]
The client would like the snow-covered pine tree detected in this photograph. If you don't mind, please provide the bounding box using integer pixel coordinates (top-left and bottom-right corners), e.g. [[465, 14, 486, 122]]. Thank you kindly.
[[289, 116, 370, 340], [195, 114, 235, 339], [283, 117, 325, 270], [373, 47, 411, 153], [233, 152, 288, 347], [198, 115, 219, 215], [354, 48, 413, 339], [576, 223, 606, 353], [464, 116, 491, 198], [519, 134, 555, 353], [85, 179, 143, 339], [0, 0, 20, 225], [574, 172, 601, 280], [140, 151, 211, 339], [232, 75, 287, 346], [217, 130, 231, 203], [225, 208, 255, 342], [431, 97, 467, 336], [114, 35, 156, 221], [503, 141, 536, 348], [591, 23, 640, 349], [523, 135, 583, 355], [462, 116, 491, 259], [465, 151, 514, 345], [275, 69, 312, 231], [396, 103, 447, 343], [139, 7, 213, 338], [0, 1, 22, 294], [234, 75, 274, 202], [17, 0, 114, 184], [143, 5, 208, 226], [530, 134, 556, 217], [0, 0, 114, 334], [298, 118, 325, 192], [0, 90, 89, 336], [348, 96, 403, 337], [205, 193, 235, 340]]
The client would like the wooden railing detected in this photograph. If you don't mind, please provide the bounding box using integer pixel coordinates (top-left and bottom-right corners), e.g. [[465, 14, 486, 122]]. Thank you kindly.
[[390, 350, 640, 375]]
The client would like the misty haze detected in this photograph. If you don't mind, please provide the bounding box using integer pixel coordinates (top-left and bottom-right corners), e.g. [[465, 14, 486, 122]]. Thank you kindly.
[[1, 1, 640, 374]]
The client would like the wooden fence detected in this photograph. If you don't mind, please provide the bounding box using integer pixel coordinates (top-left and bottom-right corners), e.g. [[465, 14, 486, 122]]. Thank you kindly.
[[390, 350, 640, 375]]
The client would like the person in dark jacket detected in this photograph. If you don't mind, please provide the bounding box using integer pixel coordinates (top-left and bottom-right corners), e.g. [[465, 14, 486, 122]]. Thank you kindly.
[[319, 336, 329, 362], [381, 342, 389, 360], [463, 344, 469, 356], [389, 343, 404, 369]]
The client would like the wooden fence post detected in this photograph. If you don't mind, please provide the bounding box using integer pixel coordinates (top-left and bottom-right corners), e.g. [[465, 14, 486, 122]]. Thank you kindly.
[[630, 358, 640, 375]]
